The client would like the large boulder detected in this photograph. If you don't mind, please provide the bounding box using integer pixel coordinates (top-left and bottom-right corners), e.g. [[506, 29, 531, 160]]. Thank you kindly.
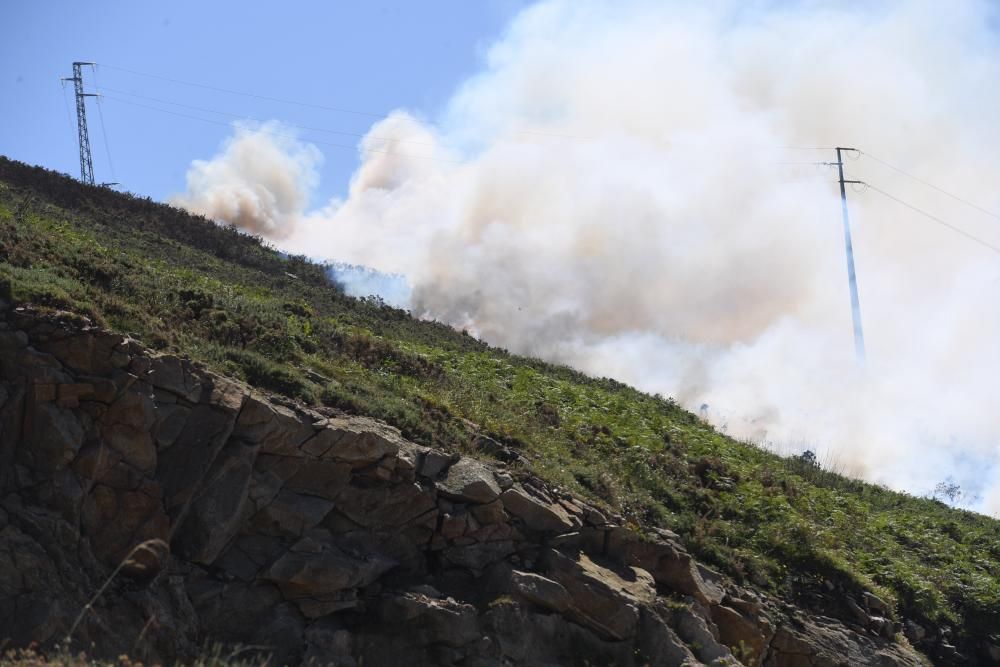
[[542, 548, 655, 641], [436, 458, 501, 504], [500, 485, 580, 533]]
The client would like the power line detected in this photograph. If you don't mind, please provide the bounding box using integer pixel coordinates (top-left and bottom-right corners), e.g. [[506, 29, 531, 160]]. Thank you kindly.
[[91, 66, 117, 182], [96, 85, 441, 150], [97, 63, 587, 141], [66, 71, 1000, 257], [95, 97, 117, 182], [99, 94, 463, 164], [860, 151, 1000, 222], [59, 81, 76, 145], [98, 63, 389, 120], [864, 182, 1000, 255]]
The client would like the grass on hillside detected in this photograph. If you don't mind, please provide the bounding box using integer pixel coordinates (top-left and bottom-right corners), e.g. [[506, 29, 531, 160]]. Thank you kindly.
[[1, 157, 998, 647]]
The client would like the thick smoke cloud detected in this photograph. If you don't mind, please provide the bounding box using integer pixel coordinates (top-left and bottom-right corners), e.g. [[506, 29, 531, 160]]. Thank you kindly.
[[174, 1, 1000, 515], [171, 122, 321, 239]]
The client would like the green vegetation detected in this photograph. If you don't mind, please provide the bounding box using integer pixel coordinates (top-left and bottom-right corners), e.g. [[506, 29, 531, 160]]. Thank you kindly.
[[1, 157, 997, 646]]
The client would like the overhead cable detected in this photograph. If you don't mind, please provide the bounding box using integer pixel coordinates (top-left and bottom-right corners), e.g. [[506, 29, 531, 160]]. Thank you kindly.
[[99, 94, 463, 164], [97, 85, 440, 149], [97, 63, 587, 141], [864, 182, 1000, 255], [861, 151, 1000, 222]]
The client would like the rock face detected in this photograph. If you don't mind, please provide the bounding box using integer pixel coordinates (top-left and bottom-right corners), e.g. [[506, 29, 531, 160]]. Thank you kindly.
[[0, 306, 929, 666]]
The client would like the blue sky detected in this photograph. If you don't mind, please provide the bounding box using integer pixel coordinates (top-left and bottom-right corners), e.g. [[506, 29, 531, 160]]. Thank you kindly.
[[0, 0, 529, 204]]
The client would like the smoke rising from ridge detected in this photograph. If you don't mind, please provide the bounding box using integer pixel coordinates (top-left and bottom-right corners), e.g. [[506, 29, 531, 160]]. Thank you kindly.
[[174, 1, 1000, 515], [171, 122, 321, 239]]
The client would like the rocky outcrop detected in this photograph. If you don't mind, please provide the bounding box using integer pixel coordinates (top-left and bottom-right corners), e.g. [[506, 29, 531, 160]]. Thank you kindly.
[[0, 305, 931, 666]]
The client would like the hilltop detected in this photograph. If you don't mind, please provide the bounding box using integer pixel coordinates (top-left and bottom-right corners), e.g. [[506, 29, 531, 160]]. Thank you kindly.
[[0, 156, 998, 665]]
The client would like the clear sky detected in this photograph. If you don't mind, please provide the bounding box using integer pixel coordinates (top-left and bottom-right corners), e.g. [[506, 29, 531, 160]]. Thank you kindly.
[[0, 0, 529, 204]]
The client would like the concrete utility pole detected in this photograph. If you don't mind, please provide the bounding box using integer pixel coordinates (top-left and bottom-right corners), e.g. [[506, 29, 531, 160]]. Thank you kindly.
[[835, 147, 866, 364], [61, 62, 99, 185]]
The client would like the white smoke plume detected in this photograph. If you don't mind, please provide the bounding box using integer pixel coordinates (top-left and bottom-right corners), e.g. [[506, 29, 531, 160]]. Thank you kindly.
[[175, 1, 1000, 515], [171, 121, 321, 239]]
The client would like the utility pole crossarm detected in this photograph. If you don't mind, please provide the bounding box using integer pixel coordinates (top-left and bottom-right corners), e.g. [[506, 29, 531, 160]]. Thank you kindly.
[[835, 147, 866, 364]]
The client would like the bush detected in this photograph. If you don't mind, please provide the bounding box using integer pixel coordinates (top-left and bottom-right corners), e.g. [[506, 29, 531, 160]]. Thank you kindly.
[[224, 348, 315, 402]]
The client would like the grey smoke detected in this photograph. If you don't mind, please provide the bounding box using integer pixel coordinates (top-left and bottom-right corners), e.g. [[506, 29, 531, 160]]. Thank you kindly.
[[174, 1, 1000, 515]]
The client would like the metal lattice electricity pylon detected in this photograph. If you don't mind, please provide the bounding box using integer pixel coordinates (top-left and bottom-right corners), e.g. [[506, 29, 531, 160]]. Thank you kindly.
[[61, 62, 99, 185]]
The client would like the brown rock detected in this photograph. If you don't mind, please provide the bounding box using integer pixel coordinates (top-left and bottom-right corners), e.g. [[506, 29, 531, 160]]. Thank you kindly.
[[284, 459, 352, 499], [864, 591, 890, 615], [56, 382, 93, 408], [37, 331, 128, 375], [903, 619, 926, 643], [437, 458, 502, 504], [0, 524, 69, 646], [443, 539, 517, 572], [102, 391, 157, 474], [507, 570, 573, 613], [675, 602, 733, 665], [26, 402, 83, 472], [263, 536, 396, 602], [236, 394, 315, 455], [607, 527, 724, 605], [252, 489, 335, 538], [638, 606, 701, 667], [470, 499, 507, 525], [296, 591, 360, 618], [418, 449, 455, 478], [146, 355, 203, 402], [81, 483, 169, 567], [440, 512, 468, 540], [152, 403, 191, 449], [548, 528, 607, 554], [711, 604, 770, 666], [770, 616, 925, 667], [156, 404, 238, 513], [336, 482, 437, 529], [78, 375, 118, 403], [309, 416, 401, 466], [543, 549, 655, 641], [172, 436, 260, 564], [377, 592, 480, 648], [500, 486, 580, 533], [206, 374, 246, 413]]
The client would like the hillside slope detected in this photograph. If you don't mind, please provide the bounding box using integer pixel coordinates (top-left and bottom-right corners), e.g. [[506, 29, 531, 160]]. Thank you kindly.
[[0, 304, 927, 666], [1, 156, 998, 663]]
